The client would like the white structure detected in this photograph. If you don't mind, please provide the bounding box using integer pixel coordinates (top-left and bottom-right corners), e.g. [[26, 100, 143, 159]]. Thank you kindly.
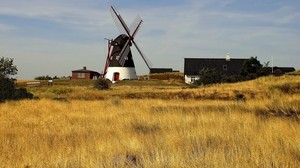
[[226, 53, 231, 61], [105, 67, 137, 81], [184, 75, 200, 84]]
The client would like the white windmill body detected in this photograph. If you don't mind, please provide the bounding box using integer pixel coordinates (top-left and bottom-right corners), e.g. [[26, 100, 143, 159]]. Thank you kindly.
[[103, 6, 152, 82], [105, 67, 137, 81]]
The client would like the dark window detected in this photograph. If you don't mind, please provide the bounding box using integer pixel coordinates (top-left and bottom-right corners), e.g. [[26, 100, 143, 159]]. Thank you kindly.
[[223, 65, 227, 71]]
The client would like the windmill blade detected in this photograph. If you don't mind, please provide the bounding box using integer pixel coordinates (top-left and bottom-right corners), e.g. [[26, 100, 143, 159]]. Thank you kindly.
[[110, 6, 131, 36], [119, 45, 130, 66], [110, 7, 127, 35], [118, 40, 131, 66], [130, 18, 143, 39], [132, 40, 152, 69], [129, 15, 142, 37]]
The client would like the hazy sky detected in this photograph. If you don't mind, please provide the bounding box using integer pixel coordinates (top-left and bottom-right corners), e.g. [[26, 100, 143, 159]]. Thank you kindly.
[[0, 0, 299, 79]]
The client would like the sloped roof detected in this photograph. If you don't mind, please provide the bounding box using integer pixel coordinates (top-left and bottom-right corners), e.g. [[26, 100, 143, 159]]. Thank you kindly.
[[150, 68, 173, 74], [184, 58, 247, 76], [270, 67, 295, 73], [72, 67, 99, 74]]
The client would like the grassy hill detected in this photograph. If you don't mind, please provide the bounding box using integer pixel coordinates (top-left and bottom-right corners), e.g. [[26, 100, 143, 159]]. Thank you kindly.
[[21, 73, 300, 120], [1, 73, 299, 167]]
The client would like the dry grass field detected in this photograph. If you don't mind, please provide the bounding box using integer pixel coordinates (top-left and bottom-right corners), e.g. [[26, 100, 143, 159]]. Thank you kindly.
[[1, 73, 299, 167]]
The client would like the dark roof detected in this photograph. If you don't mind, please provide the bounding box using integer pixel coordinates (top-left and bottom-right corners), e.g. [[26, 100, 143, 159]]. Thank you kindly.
[[272, 67, 295, 73], [150, 68, 173, 74], [184, 58, 247, 76], [72, 67, 99, 74]]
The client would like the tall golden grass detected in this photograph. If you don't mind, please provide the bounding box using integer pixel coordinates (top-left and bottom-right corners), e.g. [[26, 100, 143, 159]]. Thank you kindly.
[[0, 74, 299, 167], [0, 98, 299, 167]]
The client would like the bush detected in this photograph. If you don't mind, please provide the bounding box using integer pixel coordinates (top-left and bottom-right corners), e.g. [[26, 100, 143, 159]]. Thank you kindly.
[[234, 92, 246, 102], [94, 78, 111, 90], [34, 75, 53, 80], [13, 87, 33, 100], [240, 56, 262, 78], [221, 75, 241, 83], [195, 68, 221, 85], [0, 77, 15, 101], [0, 57, 33, 101], [0, 77, 33, 101]]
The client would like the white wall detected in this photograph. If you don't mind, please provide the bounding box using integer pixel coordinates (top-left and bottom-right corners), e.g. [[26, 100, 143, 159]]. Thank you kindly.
[[184, 75, 200, 84]]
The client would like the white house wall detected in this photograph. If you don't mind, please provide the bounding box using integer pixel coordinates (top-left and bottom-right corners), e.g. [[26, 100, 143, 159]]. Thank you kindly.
[[185, 75, 200, 84]]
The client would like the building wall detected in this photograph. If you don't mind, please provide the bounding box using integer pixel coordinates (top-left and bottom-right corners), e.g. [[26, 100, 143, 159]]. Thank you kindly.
[[184, 58, 247, 76], [72, 72, 91, 79], [185, 75, 200, 84], [105, 67, 137, 81]]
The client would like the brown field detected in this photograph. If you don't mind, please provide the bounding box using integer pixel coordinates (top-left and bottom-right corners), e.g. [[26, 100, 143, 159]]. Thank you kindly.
[[1, 73, 299, 167]]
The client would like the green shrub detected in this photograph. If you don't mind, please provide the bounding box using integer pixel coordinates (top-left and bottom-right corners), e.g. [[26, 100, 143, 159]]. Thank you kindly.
[[0, 77, 33, 101], [221, 75, 241, 83], [195, 68, 221, 85], [0, 77, 15, 101], [94, 78, 111, 90], [13, 87, 33, 100]]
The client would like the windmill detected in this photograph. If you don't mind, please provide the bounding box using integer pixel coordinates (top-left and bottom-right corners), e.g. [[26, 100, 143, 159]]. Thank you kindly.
[[103, 6, 152, 82]]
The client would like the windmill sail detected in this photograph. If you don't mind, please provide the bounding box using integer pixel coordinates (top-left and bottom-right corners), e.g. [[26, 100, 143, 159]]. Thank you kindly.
[[132, 40, 152, 69], [129, 15, 142, 35], [110, 6, 131, 35], [118, 40, 131, 66], [110, 7, 127, 35]]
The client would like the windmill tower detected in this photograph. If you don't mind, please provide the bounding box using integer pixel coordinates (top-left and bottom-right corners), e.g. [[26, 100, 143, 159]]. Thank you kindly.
[[103, 6, 152, 82]]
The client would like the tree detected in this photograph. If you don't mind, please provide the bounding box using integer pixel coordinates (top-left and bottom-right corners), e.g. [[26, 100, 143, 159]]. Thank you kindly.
[[0, 57, 18, 78], [258, 61, 271, 77], [34, 75, 53, 80], [195, 68, 221, 85], [0, 57, 33, 101], [240, 56, 262, 79]]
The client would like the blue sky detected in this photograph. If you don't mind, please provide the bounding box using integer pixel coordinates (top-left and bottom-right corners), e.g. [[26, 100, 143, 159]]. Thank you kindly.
[[0, 0, 299, 79]]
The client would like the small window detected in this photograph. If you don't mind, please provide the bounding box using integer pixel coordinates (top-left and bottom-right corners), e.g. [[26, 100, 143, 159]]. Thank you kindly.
[[77, 73, 86, 78], [223, 65, 227, 71]]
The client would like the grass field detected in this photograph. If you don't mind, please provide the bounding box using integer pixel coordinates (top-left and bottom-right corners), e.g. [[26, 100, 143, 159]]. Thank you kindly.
[[1, 73, 300, 167]]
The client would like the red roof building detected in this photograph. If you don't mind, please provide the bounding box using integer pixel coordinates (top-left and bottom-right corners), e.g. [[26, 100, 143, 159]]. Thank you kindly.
[[71, 66, 100, 79]]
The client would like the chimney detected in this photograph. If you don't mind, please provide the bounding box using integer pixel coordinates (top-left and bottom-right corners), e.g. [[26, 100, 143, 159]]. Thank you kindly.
[[226, 53, 231, 61], [83, 66, 87, 70]]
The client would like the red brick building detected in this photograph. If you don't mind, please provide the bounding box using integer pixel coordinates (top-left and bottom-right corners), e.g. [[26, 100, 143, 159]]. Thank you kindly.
[[72, 66, 100, 79]]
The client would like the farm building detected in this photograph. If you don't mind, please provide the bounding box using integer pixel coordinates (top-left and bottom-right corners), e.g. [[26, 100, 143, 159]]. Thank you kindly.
[[71, 66, 100, 79], [184, 57, 247, 84], [150, 68, 174, 74], [270, 67, 295, 75]]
